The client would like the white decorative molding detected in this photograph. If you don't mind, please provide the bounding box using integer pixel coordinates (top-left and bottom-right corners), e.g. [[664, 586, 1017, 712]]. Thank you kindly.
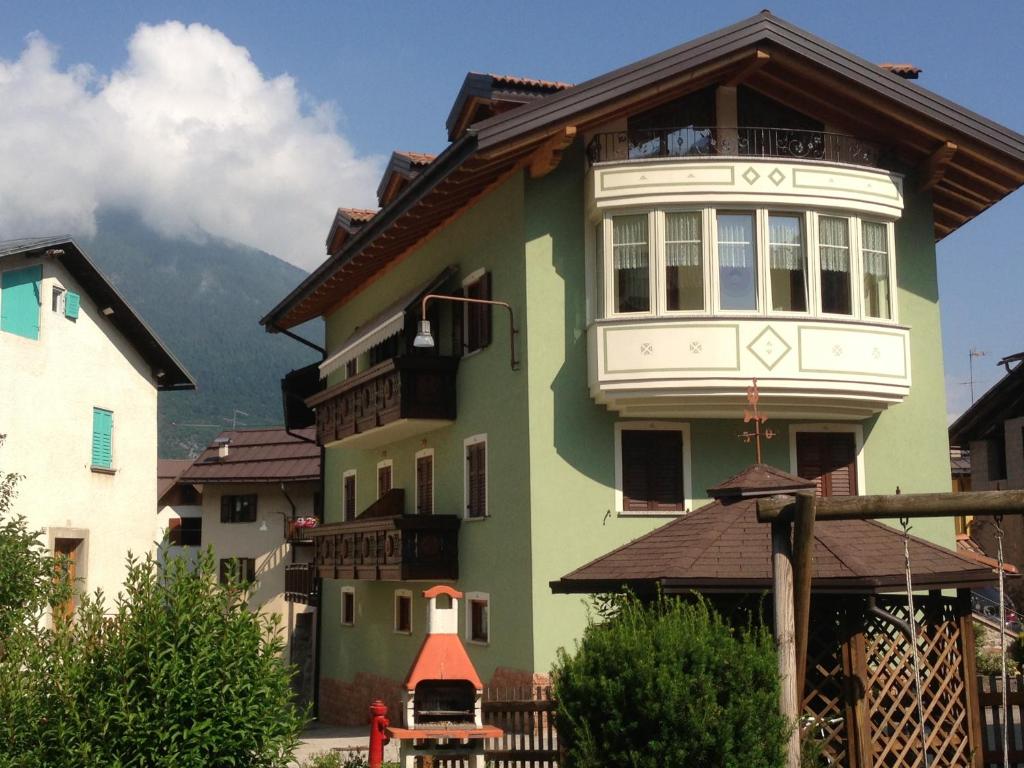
[[588, 158, 904, 219], [588, 317, 911, 420]]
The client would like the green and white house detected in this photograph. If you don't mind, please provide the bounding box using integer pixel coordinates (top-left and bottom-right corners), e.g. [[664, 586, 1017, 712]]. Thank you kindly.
[[262, 13, 1024, 723]]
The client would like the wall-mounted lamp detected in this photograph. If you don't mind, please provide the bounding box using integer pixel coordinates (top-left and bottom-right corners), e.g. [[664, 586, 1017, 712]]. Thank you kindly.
[[413, 293, 520, 370]]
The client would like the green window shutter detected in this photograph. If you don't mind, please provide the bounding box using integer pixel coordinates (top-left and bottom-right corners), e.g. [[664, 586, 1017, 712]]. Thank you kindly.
[[1, 266, 43, 340], [91, 408, 113, 468], [64, 291, 81, 320]]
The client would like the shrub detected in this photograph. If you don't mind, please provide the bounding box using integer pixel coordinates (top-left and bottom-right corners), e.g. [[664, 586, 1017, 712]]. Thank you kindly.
[[553, 593, 788, 768], [0, 547, 306, 767]]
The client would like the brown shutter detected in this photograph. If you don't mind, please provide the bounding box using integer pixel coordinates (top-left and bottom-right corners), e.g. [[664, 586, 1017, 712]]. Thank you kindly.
[[796, 433, 827, 496], [168, 517, 183, 546], [621, 430, 650, 512], [467, 442, 486, 518], [378, 465, 392, 498], [825, 433, 857, 496], [417, 454, 433, 515], [450, 286, 464, 357], [478, 272, 492, 348], [796, 432, 857, 497], [621, 430, 683, 512], [344, 475, 356, 520]]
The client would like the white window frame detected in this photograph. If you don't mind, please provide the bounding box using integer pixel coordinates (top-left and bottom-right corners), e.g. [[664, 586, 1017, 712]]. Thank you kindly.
[[414, 448, 435, 515], [763, 209, 812, 318], [340, 586, 356, 627], [788, 423, 867, 496], [859, 218, 898, 323], [657, 207, 712, 317], [614, 421, 693, 516], [465, 591, 491, 645], [393, 588, 413, 635], [342, 469, 357, 520], [463, 434, 488, 521], [376, 459, 394, 499], [604, 210, 657, 319]]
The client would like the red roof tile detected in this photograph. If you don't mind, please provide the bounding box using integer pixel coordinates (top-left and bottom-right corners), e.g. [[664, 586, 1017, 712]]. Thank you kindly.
[[487, 73, 574, 91], [338, 207, 377, 224], [394, 151, 436, 167], [879, 63, 921, 79], [180, 428, 320, 484]]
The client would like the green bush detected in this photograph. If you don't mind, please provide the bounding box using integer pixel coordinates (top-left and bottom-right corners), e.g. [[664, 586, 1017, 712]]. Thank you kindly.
[[553, 593, 788, 768], [0, 546, 305, 767]]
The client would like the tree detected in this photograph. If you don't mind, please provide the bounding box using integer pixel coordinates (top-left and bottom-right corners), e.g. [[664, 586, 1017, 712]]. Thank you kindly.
[[553, 593, 788, 768]]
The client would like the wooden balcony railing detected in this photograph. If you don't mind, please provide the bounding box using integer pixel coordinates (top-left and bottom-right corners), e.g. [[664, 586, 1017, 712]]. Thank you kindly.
[[284, 562, 319, 604], [308, 490, 460, 582], [306, 356, 458, 447]]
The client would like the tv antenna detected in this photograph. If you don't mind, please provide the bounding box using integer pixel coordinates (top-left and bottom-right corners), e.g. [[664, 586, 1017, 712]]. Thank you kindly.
[[967, 348, 987, 403]]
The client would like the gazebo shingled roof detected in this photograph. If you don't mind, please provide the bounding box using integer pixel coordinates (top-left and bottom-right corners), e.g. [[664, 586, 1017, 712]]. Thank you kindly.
[[551, 465, 996, 595]]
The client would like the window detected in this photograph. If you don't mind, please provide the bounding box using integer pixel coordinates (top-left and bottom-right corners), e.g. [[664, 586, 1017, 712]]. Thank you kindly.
[[220, 494, 257, 523], [612, 214, 650, 313], [64, 292, 80, 320], [91, 408, 113, 469], [818, 216, 852, 315], [466, 592, 490, 644], [51, 286, 65, 313], [861, 221, 891, 319], [377, 460, 393, 499], [795, 431, 858, 496], [464, 271, 492, 353], [394, 589, 412, 634], [168, 517, 201, 546], [664, 212, 704, 311], [768, 214, 807, 312], [415, 449, 434, 515], [341, 587, 356, 626], [345, 359, 357, 378], [717, 213, 757, 310], [343, 470, 357, 521], [465, 436, 487, 519], [1, 265, 42, 340], [219, 557, 256, 584], [616, 423, 691, 514]]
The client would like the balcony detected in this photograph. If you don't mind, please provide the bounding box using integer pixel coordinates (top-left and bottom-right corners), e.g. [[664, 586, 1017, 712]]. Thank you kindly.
[[284, 562, 319, 604], [306, 355, 458, 449], [587, 126, 882, 168], [589, 316, 911, 420], [308, 490, 460, 582]]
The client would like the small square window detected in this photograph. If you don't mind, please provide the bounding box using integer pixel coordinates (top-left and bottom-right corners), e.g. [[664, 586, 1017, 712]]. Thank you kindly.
[[341, 587, 355, 626], [220, 494, 257, 523], [616, 423, 690, 515], [467, 593, 490, 644], [394, 590, 412, 634], [168, 517, 201, 546], [219, 557, 256, 584], [51, 286, 66, 313]]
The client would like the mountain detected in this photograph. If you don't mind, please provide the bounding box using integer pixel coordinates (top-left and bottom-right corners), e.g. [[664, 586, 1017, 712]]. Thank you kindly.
[[79, 210, 322, 458]]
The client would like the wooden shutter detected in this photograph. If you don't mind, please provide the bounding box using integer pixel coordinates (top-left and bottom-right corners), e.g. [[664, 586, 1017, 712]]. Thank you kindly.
[[465, 273, 492, 352], [450, 287, 464, 357], [64, 291, 81, 320], [91, 408, 113, 469], [1, 265, 42, 340], [168, 517, 183, 545], [378, 465, 392, 498], [416, 454, 433, 515], [466, 442, 487, 518], [621, 430, 683, 512], [796, 432, 857, 497], [344, 475, 356, 520]]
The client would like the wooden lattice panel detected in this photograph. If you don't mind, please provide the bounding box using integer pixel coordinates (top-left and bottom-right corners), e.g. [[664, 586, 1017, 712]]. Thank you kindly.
[[865, 596, 971, 768], [803, 608, 850, 766]]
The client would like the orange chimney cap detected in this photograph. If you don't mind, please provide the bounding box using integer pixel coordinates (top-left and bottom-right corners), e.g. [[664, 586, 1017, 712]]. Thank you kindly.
[[423, 585, 463, 600]]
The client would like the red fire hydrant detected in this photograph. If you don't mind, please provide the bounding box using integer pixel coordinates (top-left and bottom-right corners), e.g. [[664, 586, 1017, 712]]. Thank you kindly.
[[368, 699, 390, 768]]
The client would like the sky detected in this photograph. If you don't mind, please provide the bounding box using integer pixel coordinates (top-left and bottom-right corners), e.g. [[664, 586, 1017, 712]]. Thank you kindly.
[[0, 0, 1021, 421]]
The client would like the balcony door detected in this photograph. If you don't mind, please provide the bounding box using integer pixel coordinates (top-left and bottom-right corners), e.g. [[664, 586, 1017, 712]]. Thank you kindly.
[[795, 431, 858, 497]]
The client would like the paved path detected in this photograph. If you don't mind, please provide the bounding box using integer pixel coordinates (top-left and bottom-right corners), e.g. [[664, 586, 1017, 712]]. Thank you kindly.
[[293, 722, 400, 766]]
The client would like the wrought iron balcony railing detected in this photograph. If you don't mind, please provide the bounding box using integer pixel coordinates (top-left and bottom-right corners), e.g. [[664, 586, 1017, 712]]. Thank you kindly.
[[284, 562, 319, 604], [307, 490, 460, 582], [586, 126, 882, 168]]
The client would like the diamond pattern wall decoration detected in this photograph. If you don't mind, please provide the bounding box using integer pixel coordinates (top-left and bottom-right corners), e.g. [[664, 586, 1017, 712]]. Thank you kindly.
[[747, 325, 791, 370]]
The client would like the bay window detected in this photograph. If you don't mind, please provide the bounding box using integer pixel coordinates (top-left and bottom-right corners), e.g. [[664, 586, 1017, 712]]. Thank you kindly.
[[664, 212, 704, 311], [716, 213, 757, 311], [611, 213, 650, 313], [861, 221, 891, 320], [768, 213, 807, 312], [818, 216, 852, 315]]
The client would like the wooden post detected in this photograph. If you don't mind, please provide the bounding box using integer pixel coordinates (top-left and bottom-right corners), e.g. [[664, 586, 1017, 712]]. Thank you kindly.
[[773, 520, 801, 768], [957, 589, 985, 768], [757, 488, 1024, 523], [792, 493, 817, 698]]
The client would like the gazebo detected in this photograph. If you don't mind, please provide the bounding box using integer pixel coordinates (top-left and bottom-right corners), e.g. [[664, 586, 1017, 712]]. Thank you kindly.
[[551, 465, 995, 768]]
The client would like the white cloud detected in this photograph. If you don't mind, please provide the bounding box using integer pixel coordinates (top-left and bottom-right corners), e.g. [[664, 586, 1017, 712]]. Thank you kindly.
[[0, 23, 382, 269]]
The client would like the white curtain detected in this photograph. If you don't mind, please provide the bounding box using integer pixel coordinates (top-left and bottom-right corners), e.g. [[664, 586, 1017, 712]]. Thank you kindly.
[[861, 221, 889, 276], [612, 214, 649, 269], [768, 216, 804, 271], [665, 212, 702, 267], [818, 216, 850, 273], [717, 215, 754, 268]]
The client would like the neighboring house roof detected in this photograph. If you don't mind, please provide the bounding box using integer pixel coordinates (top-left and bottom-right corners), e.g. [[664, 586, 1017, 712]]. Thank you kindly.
[[180, 427, 320, 483], [0, 236, 195, 389], [551, 464, 996, 595], [949, 355, 1024, 445], [446, 72, 574, 142], [157, 458, 195, 503], [957, 533, 1020, 574], [376, 151, 437, 208], [262, 11, 1024, 331]]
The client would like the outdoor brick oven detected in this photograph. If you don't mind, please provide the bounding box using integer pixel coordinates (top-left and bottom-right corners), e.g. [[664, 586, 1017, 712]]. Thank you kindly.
[[387, 585, 501, 768]]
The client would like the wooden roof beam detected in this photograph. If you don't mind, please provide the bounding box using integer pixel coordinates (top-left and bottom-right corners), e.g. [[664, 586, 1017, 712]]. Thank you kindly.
[[917, 141, 958, 192], [528, 126, 578, 179], [724, 49, 771, 87]]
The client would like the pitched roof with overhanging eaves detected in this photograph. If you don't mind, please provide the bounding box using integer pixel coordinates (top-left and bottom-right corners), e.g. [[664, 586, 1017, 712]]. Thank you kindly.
[[262, 11, 1024, 331], [551, 464, 997, 596], [446, 72, 574, 142], [376, 150, 438, 207], [157, 458, 195, 503], [180, 427, 319, 484], [949, 356, 1024, 445], [0, 236, 195, 389]]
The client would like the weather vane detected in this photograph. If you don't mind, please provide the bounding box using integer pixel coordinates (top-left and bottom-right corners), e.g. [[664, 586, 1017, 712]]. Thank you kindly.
[[738, 378, 774, 463]]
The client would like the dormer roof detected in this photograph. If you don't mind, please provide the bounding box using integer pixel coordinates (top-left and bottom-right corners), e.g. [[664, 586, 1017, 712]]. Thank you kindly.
[[326, 207, 378, 256], [446, 72, 574, 142], [376, 151, 436, 208]]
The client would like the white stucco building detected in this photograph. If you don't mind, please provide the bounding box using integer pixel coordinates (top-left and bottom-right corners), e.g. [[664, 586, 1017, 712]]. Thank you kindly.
[[0, 236, 194, 613]]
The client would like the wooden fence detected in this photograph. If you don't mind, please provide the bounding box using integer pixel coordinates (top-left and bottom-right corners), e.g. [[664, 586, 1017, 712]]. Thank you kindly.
[[978, 674, 1024, 767], [435, 686, 559, 768]]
